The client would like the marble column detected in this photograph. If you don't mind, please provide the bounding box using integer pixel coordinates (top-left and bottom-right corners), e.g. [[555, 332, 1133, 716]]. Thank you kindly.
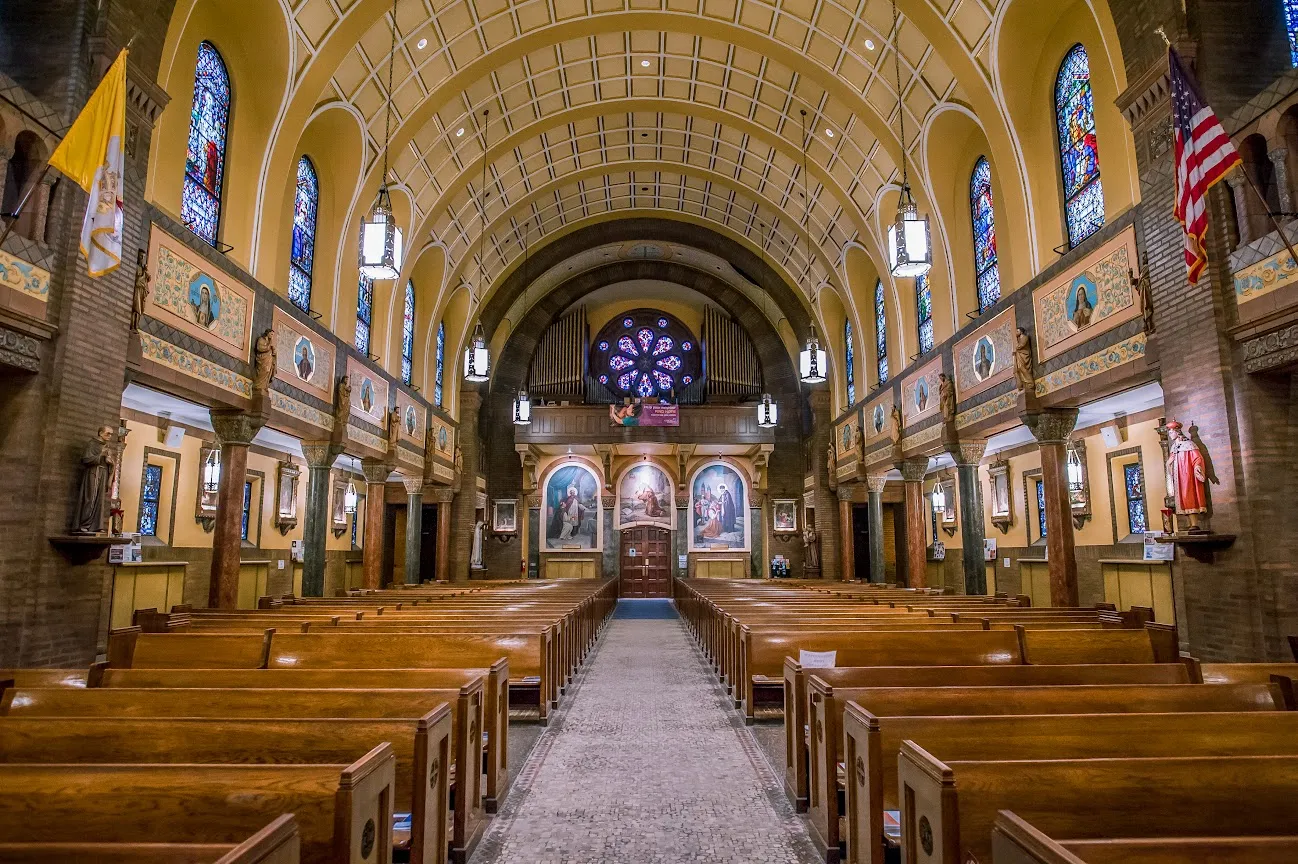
[[898, 457, 931, 589], [1225, 174, 1254, 245], [360, 458, 391, 590], [866, 474, 887, 584], [948, 440, 989, 596], [1025, 409, 1080, 607], [300, 440, 341, 597], [403, 477, 424, 585], [808, 390, 841, 581], [838, 491, 855, 581], [1269, 148, 1293, 215], [207, 410, 266, 609]]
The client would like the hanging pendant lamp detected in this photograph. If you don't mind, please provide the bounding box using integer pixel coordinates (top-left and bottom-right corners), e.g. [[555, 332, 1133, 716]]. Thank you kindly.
[[513, 389, 532, 425], [885, 0, 932, 279], [756, 392, 779, 428], [359, 0, 404, 280], [796, 109, 827, 385], [464, 110, 492, 383]]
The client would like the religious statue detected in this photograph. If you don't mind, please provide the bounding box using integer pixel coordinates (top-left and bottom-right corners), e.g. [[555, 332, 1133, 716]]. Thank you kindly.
[[802, 526, 821, 573], [890, 404, 903, 443], [853, 423, 864, 455], [253, 328, 276, 394], [453, 445, 464, 478], [73, 425, 116, 534], [1013, 328, 1035, 392], [130, 248, 150, 333], [387, 407, 402, 453], [471, 519, 485, 569], [333, 376, 352, 429], [938, 372, 957, 423], [826, 440, 835, 469], [1131, 257, 1155, 335], [1166, 420, 1209, 533]]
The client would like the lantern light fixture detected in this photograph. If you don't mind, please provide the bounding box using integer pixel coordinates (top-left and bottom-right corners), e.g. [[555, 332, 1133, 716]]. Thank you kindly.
[[463, 321, 490, 382], [343, 482, 358, 515], [513, 389, 532, 425], [358, 0, 404, 280], [756, 393, 778, 428], [931, 482, 946, 514], [202, 450, 221, 496], [1067, 446, 1085, 494], [800, 326, 827, 384], [884, 0, 932, 279]]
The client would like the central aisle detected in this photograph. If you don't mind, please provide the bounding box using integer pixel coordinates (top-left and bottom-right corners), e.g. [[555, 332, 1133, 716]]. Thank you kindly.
[[471, 602, 821, 863]]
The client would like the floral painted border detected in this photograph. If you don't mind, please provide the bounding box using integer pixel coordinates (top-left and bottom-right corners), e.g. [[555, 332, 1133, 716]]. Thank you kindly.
[[1234, 248, 1297, 305], [270, 390, 333, 431], [0, 249, 50, 302], [1034, 334, 1147, 397], [139, 332, 251, 398]]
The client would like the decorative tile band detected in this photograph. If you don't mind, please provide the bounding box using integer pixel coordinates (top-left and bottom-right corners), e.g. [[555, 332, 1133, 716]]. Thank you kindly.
[[347, 424, 386, 453], [139, 332, 251, 398], [1034, 334, 1147, 397], [0, 249, 50, 302], [270, 390, 334, 431], [1234, 248, 1297, 304], [1242, 323, 1298, 373], [901, 424, 942, 452], [957, 390, 1020, 430]]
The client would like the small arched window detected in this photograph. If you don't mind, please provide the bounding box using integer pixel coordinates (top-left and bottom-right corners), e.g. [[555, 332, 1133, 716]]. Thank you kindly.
[[844, 320, 855, 405], [1286, 0, 1298, 66], [970, 157, 1001, 313], [434, 321, 445, 407], [916, 274, 934, 355], [182, 41, 231, 247], [401, 279, 415, 385], [1056, 44, 1104, 248], [355, 276, 373, 355], [288, 156, 319, 312], [874, 279, 889, 385]]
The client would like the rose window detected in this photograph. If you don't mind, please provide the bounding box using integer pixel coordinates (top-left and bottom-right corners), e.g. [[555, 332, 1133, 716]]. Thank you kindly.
[[590, 309, 702, 398]]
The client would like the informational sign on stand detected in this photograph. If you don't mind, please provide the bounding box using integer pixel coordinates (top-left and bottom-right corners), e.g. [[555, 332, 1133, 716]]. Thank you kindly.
[[983, 538, 998, 561], [1143, 533, 1175, 561]]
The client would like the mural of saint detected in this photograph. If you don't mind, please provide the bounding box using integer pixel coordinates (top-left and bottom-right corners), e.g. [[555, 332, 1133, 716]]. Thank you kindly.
[[690, 462, 748, 551], [404, 406, 417, 436], [1068, 276, 1096, 330], [915, 378, 930, 412], [841, 424, 852, 453], [872, 404, 886, 435], [360, 379, 375, 414], [438, 426, 448, 452], [617, 463, 673, 529], [294, 337, 315, 381], [188, 274, 220, 328], [544, 463, 600, 550], [974, 337, 995, 381]]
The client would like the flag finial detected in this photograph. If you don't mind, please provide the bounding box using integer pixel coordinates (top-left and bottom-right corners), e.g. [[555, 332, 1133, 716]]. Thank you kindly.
[[1155, 27, 1170, 48]]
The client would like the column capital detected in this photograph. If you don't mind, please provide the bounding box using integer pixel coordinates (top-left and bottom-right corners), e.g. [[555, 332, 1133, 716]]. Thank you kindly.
[[427, 486, 455, 504], [897, 456, 931, 483], [1023, 408, 1079, 445], [301, 440, 343, 468], [807, 388, 832, 413], [209, 409, 266, 446], [402, 476, 425, 495], [945, 439, 988, 467], [1269, 146, 1289, 163], [360, 458, 392, 485], [459, 388, 483, 412], [865, 474, 889, 494]]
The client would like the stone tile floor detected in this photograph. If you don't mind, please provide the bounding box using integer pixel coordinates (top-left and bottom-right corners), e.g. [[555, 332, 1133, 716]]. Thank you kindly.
[[470, 613, 821, 863]]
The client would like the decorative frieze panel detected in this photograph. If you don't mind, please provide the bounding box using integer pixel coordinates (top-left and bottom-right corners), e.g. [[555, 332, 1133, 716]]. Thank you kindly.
[[1242, 323, 1298, 374], [347, 357, 389, 426], [901, 357, 943, 426], [146, 224, 255, 361], [953, 308, 1015, 401], [1032, 225, 1140, 363], [1034, 334, 1148, 398], [0, 249, 50, 303], [139, 332, 251, 398], [0, 322, 41, 371], [272, 306, 334, 403]]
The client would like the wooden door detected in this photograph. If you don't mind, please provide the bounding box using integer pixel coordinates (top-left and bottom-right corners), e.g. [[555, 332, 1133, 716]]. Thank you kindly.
[[620, 526, 671, 597]]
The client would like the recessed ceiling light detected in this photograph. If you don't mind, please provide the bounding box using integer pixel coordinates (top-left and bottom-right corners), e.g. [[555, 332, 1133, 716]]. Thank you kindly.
[[456, 127, 464, 137], [417, 38, 428, 49], [641, 186, 649, 191], [864, 39, 876, 51], [640, 59, 651, 67], [825, 128, 835, 138]]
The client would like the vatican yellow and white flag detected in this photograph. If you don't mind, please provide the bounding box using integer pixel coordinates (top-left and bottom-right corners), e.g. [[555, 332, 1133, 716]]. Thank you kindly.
[[48, 48, 128, 278]]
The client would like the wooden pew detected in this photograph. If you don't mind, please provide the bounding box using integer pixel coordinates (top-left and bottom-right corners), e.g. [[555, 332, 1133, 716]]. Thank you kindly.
[[0, 668, 90, 687], [108, 629, 273, 669], [1, 687, 483, 863], [1017, 625, 1177, 664], [842, 703, 1296, 864], [781, 661, 1191, 815], [0, 745, 396, 864], [0, 714, 450, 864], [992, 810, 1298, 864], [1195, 662, 1298, 683], [0, 813, 300, 864], [96, 662, 512, 812], [899, 749, 1298, 864]]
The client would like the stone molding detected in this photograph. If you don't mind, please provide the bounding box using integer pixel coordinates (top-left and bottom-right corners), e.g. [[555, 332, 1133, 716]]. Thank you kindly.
[[1023, 408, 1080, 445], [945, 439, 988, 467], [361, 458, 393, 484], [897, 457, 931, 483], [301, 440, 343, 468], [209, 409, 266, 447]]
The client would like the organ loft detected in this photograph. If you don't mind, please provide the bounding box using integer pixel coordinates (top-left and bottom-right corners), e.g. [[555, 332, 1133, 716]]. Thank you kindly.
[[0, 0, 1296, 861]]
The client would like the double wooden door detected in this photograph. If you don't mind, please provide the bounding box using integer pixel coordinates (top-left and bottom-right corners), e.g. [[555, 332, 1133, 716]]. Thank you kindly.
[[620, 526, 671, 597]]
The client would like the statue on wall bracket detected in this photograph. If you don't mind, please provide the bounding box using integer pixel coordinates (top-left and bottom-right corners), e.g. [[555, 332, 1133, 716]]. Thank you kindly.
[[1165, 419, 1210, 534]]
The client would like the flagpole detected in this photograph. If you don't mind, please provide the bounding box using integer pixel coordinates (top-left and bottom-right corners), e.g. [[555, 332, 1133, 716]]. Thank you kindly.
[[0, 164, 52, 247], [1236, 165, 1298, 272]]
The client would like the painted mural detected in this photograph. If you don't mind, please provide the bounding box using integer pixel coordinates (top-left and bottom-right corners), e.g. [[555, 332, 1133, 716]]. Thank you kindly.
[[0, 249, 50, 302], [348, 356, 389, 425], [1234, 247, 1298, 307], [901, 358, 943, 425], [616, 463, 674, 530], [544, 463, 601, 551], [953, 308, 1015, 400], [689, 462, 749, 552], [837, 417, 856, 458], [865, 391, 895, 446], [272, 307, 334, 402], [146, 224, 254, 360], [1033, 225, 1139, 362], [395, 390, 425, 446]]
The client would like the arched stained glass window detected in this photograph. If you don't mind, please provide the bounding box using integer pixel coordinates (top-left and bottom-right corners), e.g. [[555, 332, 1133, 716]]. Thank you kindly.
[[434, 321, 445, 407], [844, 320, 855, 405], [590, 309, 702, 398], [1056, 44, 1105, 248], [182, 41, 231, 247], [916, 274, 934, 355], [355, 276, 373, 355], [874, 279, 889, 385], [288, 156, 319, 312], [401, 280, 415, 385], [1287, 0, 1298, 66], [970, 157, 1001, 313]]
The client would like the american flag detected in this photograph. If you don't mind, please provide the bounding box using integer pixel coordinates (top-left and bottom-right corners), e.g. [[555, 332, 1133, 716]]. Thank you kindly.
[[1171, 46, 1240, 285]]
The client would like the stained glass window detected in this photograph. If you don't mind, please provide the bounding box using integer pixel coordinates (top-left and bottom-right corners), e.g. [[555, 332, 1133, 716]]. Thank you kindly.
[[182, 42, 231, 247], [288, 156, 319, 312], [434, 321, 445, 407], [1287, 0, 1298, 66], [241, 480, 253, 542], [970, 157, 1001, 313], [1124, 462, 1148, 535], [874, 279, 889, 384], [1036, 478, 1047, 539], [355, 276, 373, 355], [1056, 44, 1105, 248], [351, 509, 359, 547], [139, 464, 162, 537], [590, 309, 702, 398], [401, 280, 415, 385], [844, 320, 855, 405], [916, 274, 934, 355]]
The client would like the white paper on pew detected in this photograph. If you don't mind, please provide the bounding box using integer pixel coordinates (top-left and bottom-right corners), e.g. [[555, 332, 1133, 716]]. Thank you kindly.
[[799, 649, 836, 667]]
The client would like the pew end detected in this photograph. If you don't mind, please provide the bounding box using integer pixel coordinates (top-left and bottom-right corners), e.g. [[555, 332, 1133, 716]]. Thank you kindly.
[[218, 814, 301, 864], [0, 814, 299, 864]]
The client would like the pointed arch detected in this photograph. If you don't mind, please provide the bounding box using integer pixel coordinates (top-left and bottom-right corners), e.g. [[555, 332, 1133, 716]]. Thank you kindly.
[[288, 155, 319, 312], [1056, 43, 1105, 248], [181, 41, 231, 247]]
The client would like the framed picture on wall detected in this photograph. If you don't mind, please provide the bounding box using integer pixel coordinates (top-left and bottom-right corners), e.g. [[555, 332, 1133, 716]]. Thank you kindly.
[[773, 499, 798, 533], [492, 499, 518, 534]]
